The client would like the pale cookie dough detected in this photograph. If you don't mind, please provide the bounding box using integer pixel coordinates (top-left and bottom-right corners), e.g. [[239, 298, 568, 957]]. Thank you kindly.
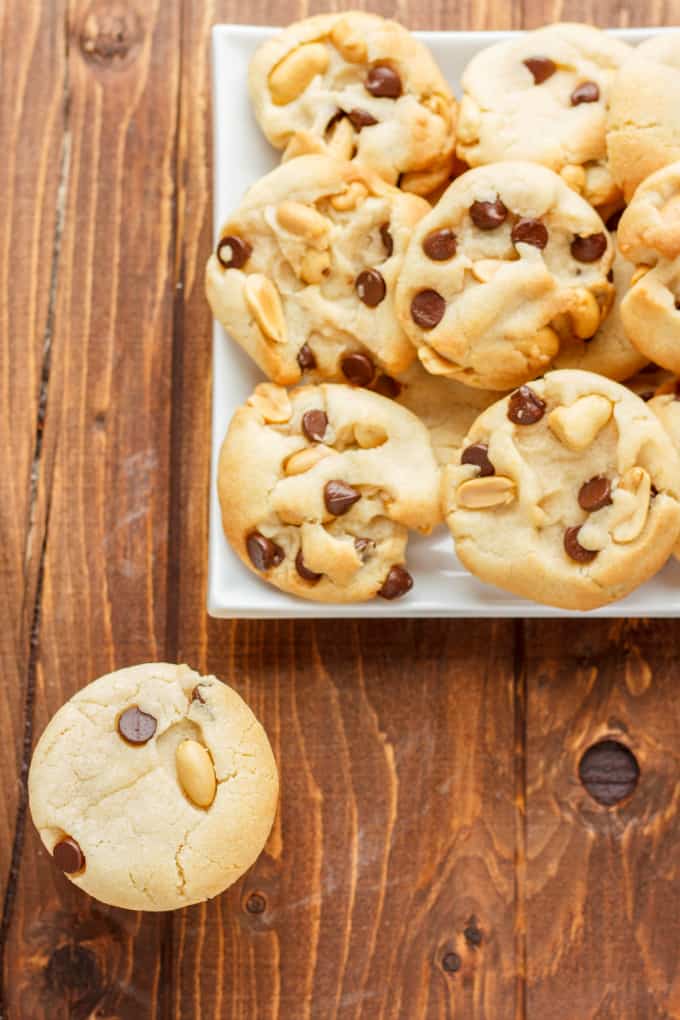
[[218, 382, 440, 601], [607, 34, 680, 204], [551, 248, 647, 380], [443, 370, 680, 610], [648, 381, 680, 558], [28, 664, 279, 911], [395, 161, 615, 391], [457, 23, 631, 215], [618, 162, 680, 373], [206, 155, 429, 386], [249, 12, 457, 197]]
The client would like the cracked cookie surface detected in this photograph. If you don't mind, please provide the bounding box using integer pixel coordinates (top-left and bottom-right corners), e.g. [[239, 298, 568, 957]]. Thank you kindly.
[[28, 663, 278, 911], [206, 155, 429, 386], [219, 382, 440, 602], [248, 12, 457, 197], [443, 369, 680, 610], [395, 161, 615, 391]]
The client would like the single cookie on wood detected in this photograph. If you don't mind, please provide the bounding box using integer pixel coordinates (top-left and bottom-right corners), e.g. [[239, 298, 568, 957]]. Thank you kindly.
[[443, 370, 680, 610], [395, 161, 615, 391], [28, 664, 279, 911], [248, 12, 457, 197], [206, 155, 429, 386], [218, 381, 440, 602]]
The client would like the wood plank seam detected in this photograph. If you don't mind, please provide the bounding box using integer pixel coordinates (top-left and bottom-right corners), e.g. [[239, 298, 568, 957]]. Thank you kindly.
[[513, 618, 527, 1020]]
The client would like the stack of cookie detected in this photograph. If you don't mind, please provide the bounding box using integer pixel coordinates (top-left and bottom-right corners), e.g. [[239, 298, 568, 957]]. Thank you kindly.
[[206, 16, 680, 611]]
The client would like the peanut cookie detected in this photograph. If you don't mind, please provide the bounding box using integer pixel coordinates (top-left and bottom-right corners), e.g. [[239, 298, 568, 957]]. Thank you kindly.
[[443, 370, 680, 610], [395, 162, 615, 391], [607, 33, 680, 203], [218, 382, 440, 602], [457, 23, 631, 215], [28, 664, 278, 911], [248, 12, 457, 197], [206, 155, 429, 386], [618, 161, 680, 372], [648, 381, 680, 559]]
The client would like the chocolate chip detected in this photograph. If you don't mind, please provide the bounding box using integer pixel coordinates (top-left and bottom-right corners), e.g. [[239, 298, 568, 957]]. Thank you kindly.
[[324, 480, 361, 516], [295, 549, 322, 583], [341, 352, 375, 387], [606, 208, 624, 233], [356, 268, 386, 307], [578, 475, 612, 512], [411, 289, 446, 329], [571, 233, 607, 263], [297, 343, 316, 372], [511, 218, 549, 249], [571, 81, 600, 105], [365, 65, 402, 99], [246, 532, 284, 571], [373, 374, 401, 398], [325, 109, 345, 135], [354, 537, 375, 560], [347, 108, 378, 130], [191, 685, 205, 703], [507, 385, 546, 425], [470, 197, 508, 230], [53, 837, 85, 874], [378, 565, 414, 599], [217, 235, 251, 269], [639, 391, 654, 402], [380, 223, 394, 257], [607, 269, 615, 283], [564, 525, 598, 563], [675, 297, 680, 311], [523, 56, 557, 84], [117, 706, 157, 745], [302, 409, 328, 442], [461, 442, 495, 477], [423, 228, 457, 261]]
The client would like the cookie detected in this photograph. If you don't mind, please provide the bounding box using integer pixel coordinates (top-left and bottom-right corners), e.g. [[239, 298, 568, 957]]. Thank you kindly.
[[395, 161, 615, 391], [625, 363, 673, 402], [443, 369, 680, 610], [248, 13, 457, 197], [28, 664, 278, 911], [617, 161, 680, 372], [206, 155, 429, 386], [456, 23, 631, 215], [551, 248, 647, 380], [607, 34, 680, 204], [648, 381, 680, 559], [218, 381, 440, 602]]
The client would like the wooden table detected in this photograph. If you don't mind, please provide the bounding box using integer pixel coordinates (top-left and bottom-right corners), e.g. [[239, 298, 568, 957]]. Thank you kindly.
[[3, 1, 680, 1017]]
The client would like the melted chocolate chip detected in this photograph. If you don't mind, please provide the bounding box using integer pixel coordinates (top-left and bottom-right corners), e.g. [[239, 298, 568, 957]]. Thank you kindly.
[[53, 837, 85, 874], [423, 228, 457, 261], [348, 108, 378, 130], [365, 64, 402, 99], [297, 343, 316, 372], [246, 532, 284, 571], [607, 269, 615, 283], [341, 352, 375, 387], [324, 480, 361, 516], [507, 386, 546, 425], [217, 235, 252, 269], [571, 233, 607, 263], [461, 442, 495, 477], [373, 374, 401, 398], [564, 525, 598, 563], [411, 289, 446, 329], [117, 706, 158, 744], [356, 268, 386, 307], [378, 565, 414, 599], [380, 223, 394, 258], [354, 537, 375, 559], [302, 409, 328, 442], [523, 56, 557, 84], [512, 218, 549, 249], [606, 208, 624, 233], [295, 549, 322, 583], [470, 198, 508, 230], [571, 81, 600, 105], [578, 475, 613, 512]]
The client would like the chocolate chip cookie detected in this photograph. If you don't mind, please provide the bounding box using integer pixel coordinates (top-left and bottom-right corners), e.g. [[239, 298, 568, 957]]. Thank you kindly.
[[443, 370, 680, 610]]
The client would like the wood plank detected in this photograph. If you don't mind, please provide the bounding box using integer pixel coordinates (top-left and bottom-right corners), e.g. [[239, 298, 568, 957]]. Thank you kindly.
[[1, 0, 182, 1015]]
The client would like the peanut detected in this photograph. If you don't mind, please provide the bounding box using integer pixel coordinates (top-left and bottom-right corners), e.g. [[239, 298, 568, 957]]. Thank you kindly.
[[568, 288, 602, 340], [329, 18, 367, 63], [456, 96, 481, 145], [560, 164, 586, 193], [244, 274, 287, 345], [418, 344, 458, 377], [248, 382, 292, 424], [269, 43, 329, 106], [176, 739, 216, 809], [354, 423, 388, 449], [548, 394, 613, 451], [631, 265, 651, 286], [300, 249, 331, 284], [399, 162, 451, 197], [326, 116, 355, 162], [612, 467, 651, 543], [330, 181, 368, 211], [282, 132, 326, 161], [471, 259, 505, 284], [277, 201, 330, 246], [457, 475, 516, 509], [284, 444, 334, 476], [423, 93, 451, 122]]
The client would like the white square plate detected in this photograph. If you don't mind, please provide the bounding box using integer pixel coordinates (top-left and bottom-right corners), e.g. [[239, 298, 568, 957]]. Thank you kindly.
[[208, 24, 680, 618]]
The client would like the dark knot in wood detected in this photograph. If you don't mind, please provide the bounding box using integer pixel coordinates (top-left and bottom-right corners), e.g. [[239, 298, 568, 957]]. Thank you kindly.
[[578, 740, 640, 807], [79, 3, 142, 68], [463, 916, 483, 948], [441, 951, 461, 974], [44, 943, 103, 1006], [245, 891, 267, 915]]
